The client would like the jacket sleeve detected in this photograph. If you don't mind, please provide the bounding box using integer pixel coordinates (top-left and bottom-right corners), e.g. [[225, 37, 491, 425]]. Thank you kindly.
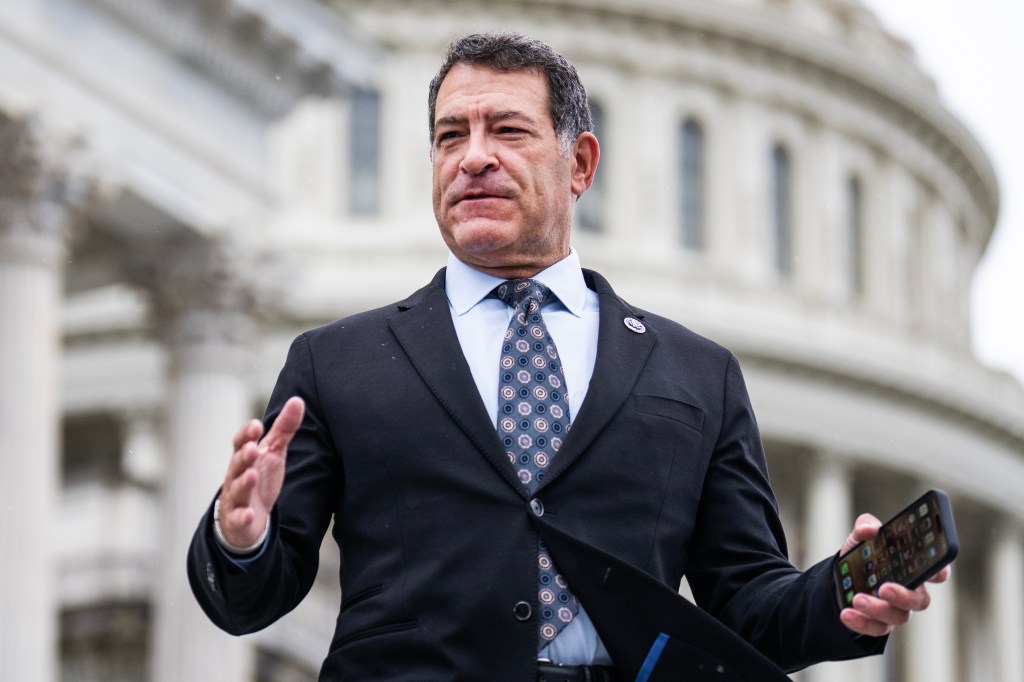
[[186, 333, 342, 635], [683, 354, 884, 671]]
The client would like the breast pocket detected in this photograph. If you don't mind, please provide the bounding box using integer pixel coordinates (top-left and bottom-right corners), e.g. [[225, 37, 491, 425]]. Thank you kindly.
[[633, 394, 705, 433]]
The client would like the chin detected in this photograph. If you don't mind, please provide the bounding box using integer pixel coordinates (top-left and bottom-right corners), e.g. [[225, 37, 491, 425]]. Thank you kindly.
[[446, 220, 518, 254]]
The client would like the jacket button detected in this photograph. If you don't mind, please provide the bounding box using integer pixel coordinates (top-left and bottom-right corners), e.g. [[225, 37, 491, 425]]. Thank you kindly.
[[513, 601, 533, 621], [530, 499, 544, 517]]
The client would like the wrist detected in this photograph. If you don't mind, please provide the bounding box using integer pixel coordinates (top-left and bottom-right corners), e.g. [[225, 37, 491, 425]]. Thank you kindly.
[[213, 497, 270, 555]]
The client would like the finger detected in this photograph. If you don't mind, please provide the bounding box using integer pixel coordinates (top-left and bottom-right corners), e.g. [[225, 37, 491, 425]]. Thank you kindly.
[[223, 464, 258, 508], [218, 482, 262, 545], [877, 582, 932, 612], [261, 397, 306, 454], [840, 513, 882, 554], [839, 607, 896, 638], [224, 441, 259, 487], [849, 592, 913, 628], [232, 418, 264, 452], [927, 566, 951, 584]]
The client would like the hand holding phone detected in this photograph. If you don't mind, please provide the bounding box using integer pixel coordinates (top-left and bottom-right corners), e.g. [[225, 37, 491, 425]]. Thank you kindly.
[[834, 489, 958, 610]]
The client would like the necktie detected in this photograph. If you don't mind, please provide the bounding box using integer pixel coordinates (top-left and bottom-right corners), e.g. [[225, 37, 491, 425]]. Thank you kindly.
[[494, 279, 579, 647]]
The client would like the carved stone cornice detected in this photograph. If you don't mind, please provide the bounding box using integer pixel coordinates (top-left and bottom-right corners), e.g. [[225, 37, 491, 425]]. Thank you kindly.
[[738, 347, 1024, 452], [124, 230, 280, 374], [83, 0, 379, 116], [0, 113, 92, 267]]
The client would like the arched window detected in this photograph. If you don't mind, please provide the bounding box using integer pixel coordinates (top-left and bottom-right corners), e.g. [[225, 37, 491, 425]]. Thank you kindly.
[[770, 143, 793, 276], [847, 175, 864, 295], [349, 88, 381, 216], [679, 118, 705, 250], [577, 99, 604, 233]]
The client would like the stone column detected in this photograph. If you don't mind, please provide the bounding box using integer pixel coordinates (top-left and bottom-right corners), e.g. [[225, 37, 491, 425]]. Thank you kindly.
[[0, 115, 83, 682], [145, 236, 260, 682], [799, 454, 888, 682], [904, 569, 957, 682], [990, 523, 1024, 682]]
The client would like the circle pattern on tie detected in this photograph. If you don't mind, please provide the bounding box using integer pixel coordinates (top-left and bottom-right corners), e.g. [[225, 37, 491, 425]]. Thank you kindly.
[[494, 279, 579, 649], [494, 280, 572, 491]]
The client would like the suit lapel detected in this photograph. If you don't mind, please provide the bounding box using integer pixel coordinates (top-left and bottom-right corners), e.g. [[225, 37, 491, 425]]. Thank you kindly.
[[388, 269, 528, 496], [539, 270, 658, 488], [388, 267, 657, 496]]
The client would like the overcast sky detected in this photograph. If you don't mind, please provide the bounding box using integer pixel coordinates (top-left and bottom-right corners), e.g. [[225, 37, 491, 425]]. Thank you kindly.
[[858, 0, 1024, 384]]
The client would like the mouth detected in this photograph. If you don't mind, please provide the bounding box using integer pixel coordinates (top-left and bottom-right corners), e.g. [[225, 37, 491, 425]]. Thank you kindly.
[[457, 191, 503, 204]]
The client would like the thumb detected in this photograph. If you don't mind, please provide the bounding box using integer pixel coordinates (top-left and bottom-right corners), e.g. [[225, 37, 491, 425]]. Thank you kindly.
[[840, 513, 881, 555], [262, 397, 305, 453]]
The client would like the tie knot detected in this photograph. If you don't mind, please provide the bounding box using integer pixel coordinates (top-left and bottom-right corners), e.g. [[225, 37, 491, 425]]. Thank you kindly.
[[494, 279, 551, 311]]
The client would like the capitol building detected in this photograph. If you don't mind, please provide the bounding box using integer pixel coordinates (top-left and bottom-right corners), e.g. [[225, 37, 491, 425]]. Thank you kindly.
[[2, 0, 1022, 680]]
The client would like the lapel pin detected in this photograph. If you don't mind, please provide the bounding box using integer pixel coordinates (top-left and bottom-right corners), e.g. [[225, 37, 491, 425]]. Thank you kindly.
[[623, 317, 646, 334]]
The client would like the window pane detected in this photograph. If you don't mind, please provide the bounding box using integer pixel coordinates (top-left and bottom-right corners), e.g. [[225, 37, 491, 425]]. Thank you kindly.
[[349, 88, 381, 216], [847, 175, 864, 295], [680, 119, 705, 250], [771, 144, 792, 275], [62, 413, 123, 487]]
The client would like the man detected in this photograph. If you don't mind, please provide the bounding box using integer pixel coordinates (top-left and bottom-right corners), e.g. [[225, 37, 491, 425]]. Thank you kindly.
[[189, 32, 946, 681]]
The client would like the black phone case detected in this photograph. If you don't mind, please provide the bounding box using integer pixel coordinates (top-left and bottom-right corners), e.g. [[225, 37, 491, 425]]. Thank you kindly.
[[833, 489, 958, 609]]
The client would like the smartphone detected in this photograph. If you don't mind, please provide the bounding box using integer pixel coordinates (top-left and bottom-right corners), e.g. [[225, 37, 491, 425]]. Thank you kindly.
[[834, 489, 958, 609]]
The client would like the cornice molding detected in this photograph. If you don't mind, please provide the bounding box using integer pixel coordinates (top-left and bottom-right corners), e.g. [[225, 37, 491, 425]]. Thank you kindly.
[[84, 0, 379, 116], [739, 347, 1024, 452]]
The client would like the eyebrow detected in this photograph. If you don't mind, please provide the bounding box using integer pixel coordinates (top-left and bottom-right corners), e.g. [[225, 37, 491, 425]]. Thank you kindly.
[[434, 110, 541, 130]]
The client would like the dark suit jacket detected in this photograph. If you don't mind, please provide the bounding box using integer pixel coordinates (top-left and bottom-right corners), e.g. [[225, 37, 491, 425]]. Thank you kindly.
[[188, 268, 882, 681]]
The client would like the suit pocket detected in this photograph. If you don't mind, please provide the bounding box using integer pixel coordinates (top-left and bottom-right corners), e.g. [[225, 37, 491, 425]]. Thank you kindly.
[[340, 584, 383, 613], [333, 620, 419, 650], [634, 394, 705, 432]]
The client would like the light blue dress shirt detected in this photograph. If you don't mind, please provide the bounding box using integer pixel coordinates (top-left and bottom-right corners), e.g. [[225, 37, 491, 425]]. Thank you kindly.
[[445, 250, 612, 666]]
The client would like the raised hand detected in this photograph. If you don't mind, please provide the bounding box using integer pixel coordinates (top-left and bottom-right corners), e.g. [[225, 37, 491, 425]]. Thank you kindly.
[[217, 397, 305, 548]]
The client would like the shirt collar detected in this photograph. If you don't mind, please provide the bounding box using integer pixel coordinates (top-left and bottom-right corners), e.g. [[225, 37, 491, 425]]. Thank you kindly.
[[445, 249, 589, 317]]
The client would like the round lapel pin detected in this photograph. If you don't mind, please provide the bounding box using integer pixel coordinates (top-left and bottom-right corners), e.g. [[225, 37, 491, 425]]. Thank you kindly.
[[623, 317, 646, 334]]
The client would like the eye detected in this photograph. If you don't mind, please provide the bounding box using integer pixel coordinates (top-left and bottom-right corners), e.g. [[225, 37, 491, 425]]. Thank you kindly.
[[436, 130, 462, 144]]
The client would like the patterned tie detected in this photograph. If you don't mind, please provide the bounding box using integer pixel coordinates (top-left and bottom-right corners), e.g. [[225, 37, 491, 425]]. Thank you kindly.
[[494, 279, 579, 648]]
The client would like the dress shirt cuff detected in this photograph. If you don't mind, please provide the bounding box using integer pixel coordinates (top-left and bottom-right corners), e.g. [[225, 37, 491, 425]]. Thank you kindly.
[[212, 501, 274, 571]]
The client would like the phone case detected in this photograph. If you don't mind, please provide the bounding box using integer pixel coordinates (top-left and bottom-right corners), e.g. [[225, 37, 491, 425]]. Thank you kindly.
[[834, 489, 958, 609]]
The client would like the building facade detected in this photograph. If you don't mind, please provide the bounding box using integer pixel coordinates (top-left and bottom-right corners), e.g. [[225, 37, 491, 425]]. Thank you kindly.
[[1, 0, 1021, 680]]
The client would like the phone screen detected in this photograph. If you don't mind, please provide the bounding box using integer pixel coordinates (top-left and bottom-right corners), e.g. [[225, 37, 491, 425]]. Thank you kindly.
[[836, 492, 952, 607]]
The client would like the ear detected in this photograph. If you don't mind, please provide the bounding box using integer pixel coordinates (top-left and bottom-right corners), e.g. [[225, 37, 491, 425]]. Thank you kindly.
[[570, 132, 600, 197]]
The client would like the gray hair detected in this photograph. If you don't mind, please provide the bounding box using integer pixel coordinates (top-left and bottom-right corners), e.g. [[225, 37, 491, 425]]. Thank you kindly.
[[427, 32, 593, 154]]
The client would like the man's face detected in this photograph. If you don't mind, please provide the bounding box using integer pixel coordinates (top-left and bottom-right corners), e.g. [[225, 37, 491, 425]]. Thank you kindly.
[[431, 64, 596, 278]]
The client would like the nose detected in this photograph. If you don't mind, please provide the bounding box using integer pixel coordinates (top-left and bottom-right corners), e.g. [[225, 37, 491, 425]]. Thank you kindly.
[[459, 132, 498, 176]]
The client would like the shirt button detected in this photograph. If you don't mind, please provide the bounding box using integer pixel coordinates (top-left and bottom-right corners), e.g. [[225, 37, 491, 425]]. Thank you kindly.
[[513, 601, 533, 621], [530, 499, 544, 517]]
